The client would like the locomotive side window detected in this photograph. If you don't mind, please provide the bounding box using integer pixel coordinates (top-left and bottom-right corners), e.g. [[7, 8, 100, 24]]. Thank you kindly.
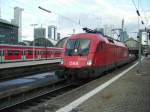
[[96, 42, 104, 52]]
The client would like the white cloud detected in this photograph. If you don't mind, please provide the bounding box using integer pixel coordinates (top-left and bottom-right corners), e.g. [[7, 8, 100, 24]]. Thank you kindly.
[[56, 0, 75, 6], [7, 0, 148, 41], [95, 0, 137, 22]]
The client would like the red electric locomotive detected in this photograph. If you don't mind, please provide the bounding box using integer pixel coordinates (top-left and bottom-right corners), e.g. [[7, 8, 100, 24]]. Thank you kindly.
[[59, 28, 129, 79]]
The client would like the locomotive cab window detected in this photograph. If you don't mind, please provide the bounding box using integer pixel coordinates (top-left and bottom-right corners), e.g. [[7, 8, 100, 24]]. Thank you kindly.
[[65, 39, 90, 56]]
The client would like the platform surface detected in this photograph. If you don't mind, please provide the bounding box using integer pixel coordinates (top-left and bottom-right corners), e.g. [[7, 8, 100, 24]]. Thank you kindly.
[[0, 72, 58, 99], [73, 57, 150, 112], [0, 58, 61, 69]]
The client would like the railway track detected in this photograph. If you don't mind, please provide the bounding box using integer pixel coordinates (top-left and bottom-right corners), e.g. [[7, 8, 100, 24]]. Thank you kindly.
[[0, 78, 78, 112]]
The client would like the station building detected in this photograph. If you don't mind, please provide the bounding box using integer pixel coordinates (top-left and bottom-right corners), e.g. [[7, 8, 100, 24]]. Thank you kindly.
[[0, 19, 18, 45]]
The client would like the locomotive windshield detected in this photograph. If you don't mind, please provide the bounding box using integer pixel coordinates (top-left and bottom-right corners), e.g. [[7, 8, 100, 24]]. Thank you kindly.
[[65, 39, 90, 56]]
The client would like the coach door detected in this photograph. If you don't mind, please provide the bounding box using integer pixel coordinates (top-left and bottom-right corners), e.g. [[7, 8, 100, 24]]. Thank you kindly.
[[38, 50, 41, 59], [0, 49, 4, 63], [22, 50, 26, 61], [0, 49, 1, 63]]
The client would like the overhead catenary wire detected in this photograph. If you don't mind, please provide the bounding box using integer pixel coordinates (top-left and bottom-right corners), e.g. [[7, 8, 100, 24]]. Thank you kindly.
[[131, 0, 147, 29], [140, 0, 149, 28]]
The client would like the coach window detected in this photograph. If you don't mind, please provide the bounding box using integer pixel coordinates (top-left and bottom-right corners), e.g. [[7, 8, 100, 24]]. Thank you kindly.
[[8, 50, 13, 56], [0, 50, 2, 56], [43, 51, 46, 55], [14, 50, 20, 56], [28, 50, 33, 55]]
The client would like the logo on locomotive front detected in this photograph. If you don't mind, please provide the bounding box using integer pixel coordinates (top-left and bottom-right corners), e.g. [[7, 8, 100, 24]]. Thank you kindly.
[[69, 61, 79, 65]]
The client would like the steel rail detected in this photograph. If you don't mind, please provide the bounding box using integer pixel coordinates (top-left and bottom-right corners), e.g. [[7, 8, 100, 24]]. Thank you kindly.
[[0, 79, 71, 111]]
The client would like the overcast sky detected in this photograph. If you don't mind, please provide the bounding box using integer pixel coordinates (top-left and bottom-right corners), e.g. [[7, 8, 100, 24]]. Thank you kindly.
[[1, 0, 150, 40]]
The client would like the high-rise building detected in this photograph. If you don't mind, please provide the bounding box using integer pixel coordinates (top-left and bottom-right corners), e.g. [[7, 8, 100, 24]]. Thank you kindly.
[[119, 30, 129, 42], [11, 7, 23, 42], [48, 25, 57, 40], [34, 27, 46, 39], [57, 33, 60, 40]]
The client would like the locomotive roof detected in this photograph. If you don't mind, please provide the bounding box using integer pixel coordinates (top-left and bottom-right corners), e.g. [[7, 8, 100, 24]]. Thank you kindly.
[[70, 33, 126, 48]]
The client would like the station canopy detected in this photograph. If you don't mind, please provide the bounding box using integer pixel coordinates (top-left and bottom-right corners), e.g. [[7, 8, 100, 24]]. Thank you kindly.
[[55, 37, 68, 48], [30, 38, 54, 47]]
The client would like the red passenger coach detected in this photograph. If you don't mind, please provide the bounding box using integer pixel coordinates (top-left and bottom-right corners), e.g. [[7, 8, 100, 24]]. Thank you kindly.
[[59, 28, 129, 79], [0, 44, 62, 63]]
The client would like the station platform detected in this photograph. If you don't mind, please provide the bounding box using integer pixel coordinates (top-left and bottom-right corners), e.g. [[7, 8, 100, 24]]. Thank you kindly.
[[0, 71, 64, 110], [0, 72, 56, 92], [74, 57, 150, 112], [40, 57, 149, 112], [0, 58, 61, 69], [0, 72, 58, 98]]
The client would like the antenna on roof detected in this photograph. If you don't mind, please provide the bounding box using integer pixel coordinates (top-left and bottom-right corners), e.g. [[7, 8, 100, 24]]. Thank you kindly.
[[82, 27, 104, 35]]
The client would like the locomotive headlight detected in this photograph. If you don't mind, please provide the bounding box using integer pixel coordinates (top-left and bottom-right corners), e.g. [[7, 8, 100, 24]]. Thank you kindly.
[[87, 60, 92, 66], [60, 59, 64, 64]]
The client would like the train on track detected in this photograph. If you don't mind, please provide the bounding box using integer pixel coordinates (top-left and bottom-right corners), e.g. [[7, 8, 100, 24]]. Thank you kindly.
[[0, 44, 62, 63], [57, 28, 136, 79]]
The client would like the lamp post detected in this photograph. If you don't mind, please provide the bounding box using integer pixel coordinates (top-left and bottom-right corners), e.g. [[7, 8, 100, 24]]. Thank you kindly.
[[38, 6, 52, 60], [30, 24, 38, 60]]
